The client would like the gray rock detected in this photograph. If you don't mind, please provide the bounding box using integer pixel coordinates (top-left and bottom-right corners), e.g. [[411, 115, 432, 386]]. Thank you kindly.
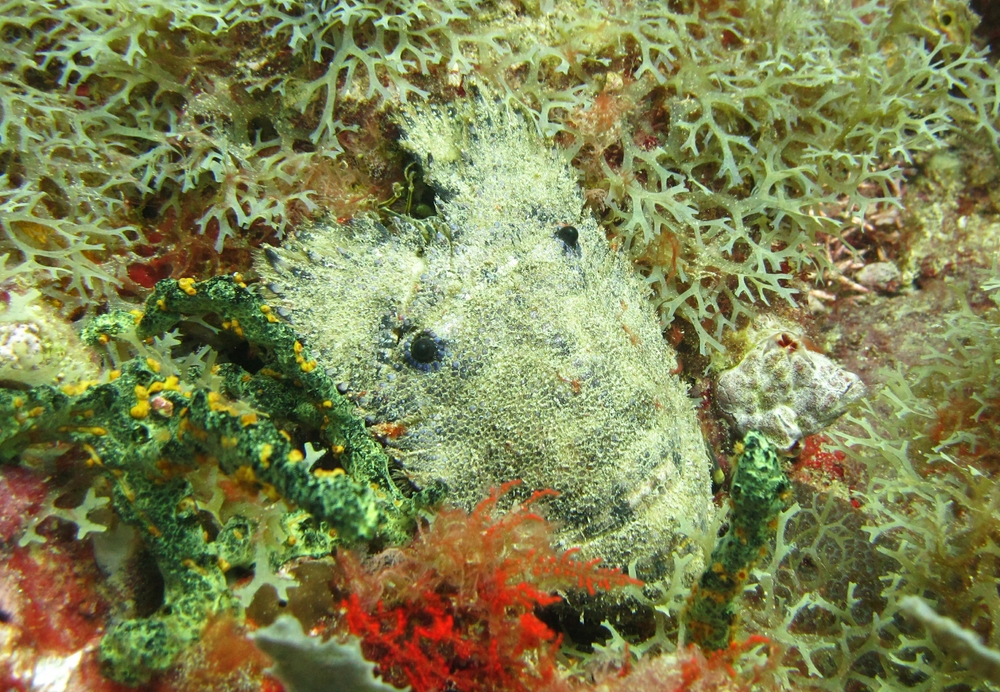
[[856, 261, 902, 294], [252, 616, 401, 692], [716, 332, 866, 452]]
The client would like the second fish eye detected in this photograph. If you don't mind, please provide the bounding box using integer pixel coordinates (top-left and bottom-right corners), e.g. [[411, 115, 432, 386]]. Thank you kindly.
[[555, 225, 580, 254]]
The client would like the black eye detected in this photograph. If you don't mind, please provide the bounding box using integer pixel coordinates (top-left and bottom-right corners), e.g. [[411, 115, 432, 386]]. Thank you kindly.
[[940, 11, 953, 26], [554, 225, 579, 254], [404, 330, 446, 372], [410, 333, 439, 364]]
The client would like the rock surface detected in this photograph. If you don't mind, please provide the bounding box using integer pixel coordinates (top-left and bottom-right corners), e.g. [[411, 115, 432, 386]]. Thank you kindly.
[[716, 332, 866, 452]]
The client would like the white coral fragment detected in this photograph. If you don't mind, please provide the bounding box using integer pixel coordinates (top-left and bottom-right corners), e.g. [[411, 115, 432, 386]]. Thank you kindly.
[[900, 596, 1000, 684], [0, 321, 44, 369], [251, 615, 403, 692], [716, 332, 865, 451]]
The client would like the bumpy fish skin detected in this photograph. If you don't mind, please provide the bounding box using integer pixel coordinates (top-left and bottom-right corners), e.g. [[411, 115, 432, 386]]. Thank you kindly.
[[257, 95, 713, 578]]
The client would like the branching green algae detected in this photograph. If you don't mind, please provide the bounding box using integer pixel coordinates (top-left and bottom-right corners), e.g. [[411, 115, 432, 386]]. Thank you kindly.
[[0, 275, 438, 683]]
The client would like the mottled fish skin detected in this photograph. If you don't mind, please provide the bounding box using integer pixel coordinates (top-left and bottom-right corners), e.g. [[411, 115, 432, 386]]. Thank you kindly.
[[256, 94, 713, 579]]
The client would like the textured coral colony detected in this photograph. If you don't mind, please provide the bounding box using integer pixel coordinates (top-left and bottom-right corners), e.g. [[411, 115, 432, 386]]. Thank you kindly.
[[2, 0, 1000, 690]]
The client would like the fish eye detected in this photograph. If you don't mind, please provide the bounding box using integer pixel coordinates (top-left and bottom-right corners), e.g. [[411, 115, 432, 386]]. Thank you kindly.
[[404, 330, 445, 371], [410, 333, 439, 364], [939, 11, 954, 27], [554, 225, 580, 254]]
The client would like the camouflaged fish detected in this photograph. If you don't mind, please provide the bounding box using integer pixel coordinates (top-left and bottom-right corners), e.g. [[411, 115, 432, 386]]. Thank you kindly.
[[257, 94, 713, 579]]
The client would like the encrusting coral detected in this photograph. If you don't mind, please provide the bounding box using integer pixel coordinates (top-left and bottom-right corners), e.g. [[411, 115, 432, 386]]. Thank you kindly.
[[0, 275, 440, 683], [684, 431, 790, 651]]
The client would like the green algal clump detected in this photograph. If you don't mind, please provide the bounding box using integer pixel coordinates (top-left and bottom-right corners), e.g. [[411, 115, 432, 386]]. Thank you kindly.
[[571, 0, 1000, 352], [0, 276, 436, 683], [684, 431, 790, 650]]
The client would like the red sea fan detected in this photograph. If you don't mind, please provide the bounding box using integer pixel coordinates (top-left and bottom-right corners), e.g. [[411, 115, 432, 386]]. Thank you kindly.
[[335, 482, 641, 692]]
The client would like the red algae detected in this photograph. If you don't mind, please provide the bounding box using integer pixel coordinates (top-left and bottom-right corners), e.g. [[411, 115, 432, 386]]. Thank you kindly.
[[4, 544, 108, 655], [0, 466, 47, 544], [332, 483, 641, 692], [151, 615, 277, 692], [0, 533, 112, 690]]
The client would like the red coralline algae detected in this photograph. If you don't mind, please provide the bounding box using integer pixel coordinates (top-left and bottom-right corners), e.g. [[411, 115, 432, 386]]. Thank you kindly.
[[0, 464, 126, 691], [4, 544, 108, 655], [796, 435, 847, 481], [0, 466, 47, 544], [0, 662, 30, 692], [259, 678, 287, 692], [150, 615, 278, 692], [792, 435, 863, 508], [926, 394, 1000, 473], [121, 219, 265, 295], [0, 537, 115, 691], [335, 482, 641, 692], [530, 547, 640, 597]]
